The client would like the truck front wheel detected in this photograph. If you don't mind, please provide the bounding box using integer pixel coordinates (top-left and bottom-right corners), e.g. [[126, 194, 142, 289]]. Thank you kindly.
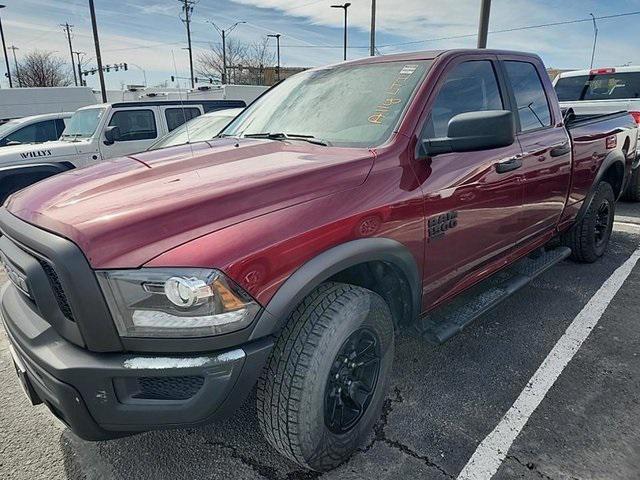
[[256, 282, 394, 471], [563, 181, 615, 263]]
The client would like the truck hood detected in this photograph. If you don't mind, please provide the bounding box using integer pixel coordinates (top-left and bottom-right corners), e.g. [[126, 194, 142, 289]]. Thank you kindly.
[[7, 139, 374, 268], [0, 139, 81, 164]]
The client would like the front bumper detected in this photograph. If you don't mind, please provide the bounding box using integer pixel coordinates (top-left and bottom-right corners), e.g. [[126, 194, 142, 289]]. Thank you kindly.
[[1, 284, 273, 440]]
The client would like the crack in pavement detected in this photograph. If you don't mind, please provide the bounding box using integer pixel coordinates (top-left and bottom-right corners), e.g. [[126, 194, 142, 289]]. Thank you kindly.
[[203, 439, 321, 480], [506, 454, 555, 480], [360, 387, 454, 479]]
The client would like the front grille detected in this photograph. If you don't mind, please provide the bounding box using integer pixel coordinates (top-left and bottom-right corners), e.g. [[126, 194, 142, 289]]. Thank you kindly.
[[133, 376, 205, 401], [36, 258, 75, 322]]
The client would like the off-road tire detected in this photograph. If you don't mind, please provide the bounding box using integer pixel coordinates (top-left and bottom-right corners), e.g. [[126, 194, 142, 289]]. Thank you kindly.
[[256, 282, 394, 471], [562, 181, 615, 263], [622, 167, 640, 201]]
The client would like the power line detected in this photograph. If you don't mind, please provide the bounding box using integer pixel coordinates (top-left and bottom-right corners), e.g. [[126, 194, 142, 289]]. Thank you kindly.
[[45, 8, 640, 57], [377, 10, 640, 49]]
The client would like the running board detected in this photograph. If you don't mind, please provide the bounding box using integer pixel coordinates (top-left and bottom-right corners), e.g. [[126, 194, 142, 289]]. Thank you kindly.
[[417, 247, 572, 344]]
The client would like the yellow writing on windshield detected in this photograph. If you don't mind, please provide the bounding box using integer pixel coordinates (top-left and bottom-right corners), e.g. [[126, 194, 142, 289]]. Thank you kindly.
[[368, 64, 419, 125]]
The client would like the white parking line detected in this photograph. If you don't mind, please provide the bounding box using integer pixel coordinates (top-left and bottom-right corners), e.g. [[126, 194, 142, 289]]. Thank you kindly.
[[457, 245, 640, 480]]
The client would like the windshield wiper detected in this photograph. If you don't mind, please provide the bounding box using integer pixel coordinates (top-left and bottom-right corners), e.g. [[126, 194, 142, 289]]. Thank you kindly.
[[243, 132, 329, 146]]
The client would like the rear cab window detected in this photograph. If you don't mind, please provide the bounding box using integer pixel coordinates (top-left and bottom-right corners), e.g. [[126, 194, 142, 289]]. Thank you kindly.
[[504, 61, 552, 132], [555, 71, 640, 101], [421, 60, 503, 139], [165, 107, 201, 131]]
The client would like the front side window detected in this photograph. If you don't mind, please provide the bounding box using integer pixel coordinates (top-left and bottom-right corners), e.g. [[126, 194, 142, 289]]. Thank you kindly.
[[422, 60, 503, 139], [109, 109, 157, 141], [504, 61, 552, 132], [2, 120, 59, 145], [62, 108, 106, 139], [222, 60, 432, 148], [165, 107, 201, 131]]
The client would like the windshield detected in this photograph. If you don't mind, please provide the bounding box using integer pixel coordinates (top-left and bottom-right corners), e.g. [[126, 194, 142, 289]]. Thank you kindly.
[[0, 120, 20, 139], [62, 108, 106, 138], [222, 60, 432, 147], [148, 113, 237, 151], [555, 72, 640, 101]]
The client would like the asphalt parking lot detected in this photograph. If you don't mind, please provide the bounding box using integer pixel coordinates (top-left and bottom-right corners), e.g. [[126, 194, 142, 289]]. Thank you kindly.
[[1, 202, 640, 480]]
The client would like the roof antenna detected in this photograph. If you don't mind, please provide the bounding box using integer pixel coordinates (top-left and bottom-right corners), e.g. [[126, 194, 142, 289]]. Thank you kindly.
[[171, 50, 195, 158]]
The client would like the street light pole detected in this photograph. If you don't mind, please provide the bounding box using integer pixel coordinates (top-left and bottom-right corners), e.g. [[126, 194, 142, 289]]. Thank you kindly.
[[0, 5, 12, 88], [222, 29, 226, 84], [370, 0, 376, 56], [267, 34, 281, 82], [331, 3, 351, 61], [209, 21, 245, 85], [477, 0, 491, 48], [88, 0, 107, 102], [589, 13, 598, 69]]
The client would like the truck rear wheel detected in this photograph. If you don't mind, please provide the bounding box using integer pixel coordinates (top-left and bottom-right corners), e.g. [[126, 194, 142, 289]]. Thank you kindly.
[[622, 167, 640, 201], [256, 282, 394, 471], [562, 181, 615, 263]]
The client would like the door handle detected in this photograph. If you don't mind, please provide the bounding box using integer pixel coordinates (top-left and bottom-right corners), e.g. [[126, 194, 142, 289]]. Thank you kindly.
[[550, 141, 571, 157], [495, 156, 523, 174]]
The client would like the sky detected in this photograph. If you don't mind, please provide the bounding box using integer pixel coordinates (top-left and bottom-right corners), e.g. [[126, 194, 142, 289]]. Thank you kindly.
[[1, 0, 639, 90]]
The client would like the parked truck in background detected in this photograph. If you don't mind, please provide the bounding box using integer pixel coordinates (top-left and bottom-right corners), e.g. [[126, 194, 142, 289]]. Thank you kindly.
[[554, 66, 640, 200], [0, 49, 636, 472], [0, 99, 245, 203]]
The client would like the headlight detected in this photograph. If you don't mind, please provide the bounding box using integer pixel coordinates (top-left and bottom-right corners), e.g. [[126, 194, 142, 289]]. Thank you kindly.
[[96, 268, 260, 338]]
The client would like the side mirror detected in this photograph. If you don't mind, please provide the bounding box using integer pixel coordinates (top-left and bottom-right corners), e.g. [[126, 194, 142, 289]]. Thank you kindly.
[[420, 110, 515, 157], [104, 126, 121, 145]]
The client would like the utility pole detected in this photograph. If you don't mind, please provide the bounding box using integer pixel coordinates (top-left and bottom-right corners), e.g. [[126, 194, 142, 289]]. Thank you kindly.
[[370, 0, 376, 56], [477, 0, 491, 48], [267, 33, 281, 82], [73, 51, 85, 87], [61, 22, 77, 86], [589, 13, 598, 69], [331, 3, 351, 61], [0, 5, 12, 88], [8, 45, 18, 87], [179, 0, 196, 88], [88, 0, 107, 102], [209, 21, 245, 85]]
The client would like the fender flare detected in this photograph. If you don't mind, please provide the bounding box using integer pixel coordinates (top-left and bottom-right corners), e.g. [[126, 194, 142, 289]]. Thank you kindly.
[[0, 161, 75, 181], [576, 148, 626, 224], [0, 162, 75, 200], [248, 238, 422, 340]]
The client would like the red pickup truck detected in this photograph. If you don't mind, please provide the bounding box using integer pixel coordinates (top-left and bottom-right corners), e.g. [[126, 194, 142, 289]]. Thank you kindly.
[[0, 49, 637, 471]]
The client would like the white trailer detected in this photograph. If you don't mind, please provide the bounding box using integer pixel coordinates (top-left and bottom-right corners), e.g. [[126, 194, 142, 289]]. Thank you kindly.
[[0, 87, 96, 123]]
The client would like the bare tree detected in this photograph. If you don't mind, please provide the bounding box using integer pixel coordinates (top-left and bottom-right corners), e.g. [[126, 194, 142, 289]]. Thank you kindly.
[[197, 37, 247, 83], [244, 38, 276, 85], [197, 37, 276, 85], [16, 50, 72, 87]]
